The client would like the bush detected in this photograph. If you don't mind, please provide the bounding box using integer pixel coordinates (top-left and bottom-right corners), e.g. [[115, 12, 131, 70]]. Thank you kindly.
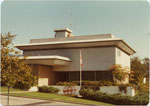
[[38, 86, 59, 93], [14, 82, 31, 90], [56, 80, 118, 91], [99, 80, 117, 86], [82, 81, 99, 86], [56, 81, 77, 86], [13, 77, 37, 90], [118, 85, 127, 94], [56, 80, 117, 86], [81, 85, 100, 91], [72, 81, 80, 85], [137, 83, 149, 93], [81, 81, 100, 90], [110, 64, 127, 81], [81, 80, 114, 90], [79, 89, 149, 105]]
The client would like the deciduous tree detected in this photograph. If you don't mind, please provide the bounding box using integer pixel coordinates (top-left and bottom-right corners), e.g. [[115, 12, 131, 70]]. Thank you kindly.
[[110, 64, 127, 82], [130, 56, 149, 85], [1, 32, 37, 89]]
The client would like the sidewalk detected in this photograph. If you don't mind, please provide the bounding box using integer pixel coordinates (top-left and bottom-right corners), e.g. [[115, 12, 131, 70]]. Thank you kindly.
[[1, 95, 85, 106], [1, 91, 33, 94]]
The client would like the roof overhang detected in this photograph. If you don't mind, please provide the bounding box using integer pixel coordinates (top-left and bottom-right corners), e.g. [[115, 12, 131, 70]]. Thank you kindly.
[[15, 38, 136, 55], [20, 56, 71, 66]]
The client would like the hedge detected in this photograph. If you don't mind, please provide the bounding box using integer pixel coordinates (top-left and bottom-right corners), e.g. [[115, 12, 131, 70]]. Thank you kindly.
[[56, 80, 118, 91], [56, 81, 77, 86], [56, 80, 118, 86], [38, 86, 59, 93], [79, 89, 149, 105]]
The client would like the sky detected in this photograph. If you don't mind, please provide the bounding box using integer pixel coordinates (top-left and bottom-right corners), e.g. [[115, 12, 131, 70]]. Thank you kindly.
[[1, 0, 150, 59]]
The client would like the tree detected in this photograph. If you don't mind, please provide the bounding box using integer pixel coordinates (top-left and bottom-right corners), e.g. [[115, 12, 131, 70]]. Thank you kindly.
[[1, 32, 37, 89], [130, 56, 149, 85], [142, 58, 149, 78], [110, 64, 127, 82]]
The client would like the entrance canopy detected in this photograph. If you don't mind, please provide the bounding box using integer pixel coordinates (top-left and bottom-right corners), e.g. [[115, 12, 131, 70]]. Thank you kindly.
[[20, 55, 71, 66]]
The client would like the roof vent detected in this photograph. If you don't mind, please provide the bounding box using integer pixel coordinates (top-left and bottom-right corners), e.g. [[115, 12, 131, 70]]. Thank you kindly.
[[54, 28, 73, 38]]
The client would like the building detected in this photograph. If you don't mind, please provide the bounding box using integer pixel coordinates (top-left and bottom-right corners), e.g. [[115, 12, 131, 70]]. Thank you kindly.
[[15, 28, 136, 86]]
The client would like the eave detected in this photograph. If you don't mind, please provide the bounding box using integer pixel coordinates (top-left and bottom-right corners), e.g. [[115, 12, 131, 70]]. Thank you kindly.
[[20, 55, 71, 66], [15, 38, 136, 55]]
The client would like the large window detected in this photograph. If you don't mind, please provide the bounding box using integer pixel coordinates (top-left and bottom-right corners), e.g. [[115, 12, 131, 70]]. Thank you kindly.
[[69, 72, 79, 81], [56, 71, 113, 82]]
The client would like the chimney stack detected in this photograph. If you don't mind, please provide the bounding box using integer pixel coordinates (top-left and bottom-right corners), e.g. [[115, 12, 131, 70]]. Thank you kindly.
[[54, 28, 73, 38]]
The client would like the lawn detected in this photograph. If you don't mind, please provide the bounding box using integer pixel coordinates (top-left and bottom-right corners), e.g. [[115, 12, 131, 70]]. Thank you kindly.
[[0, 86, 26, 92], [1, 86, 112, 105], [7, 92, 112, 105]]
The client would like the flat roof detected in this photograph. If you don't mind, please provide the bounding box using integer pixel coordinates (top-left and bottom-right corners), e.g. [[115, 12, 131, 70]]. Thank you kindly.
[[14, 32, 136, 55], [29, 34, 115, 44], [15, 38, 121, 47], [15, 38, 136, 55]]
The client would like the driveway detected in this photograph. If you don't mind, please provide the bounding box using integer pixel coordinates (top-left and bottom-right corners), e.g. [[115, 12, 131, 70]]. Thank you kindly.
[[0, 95, 86, 106]]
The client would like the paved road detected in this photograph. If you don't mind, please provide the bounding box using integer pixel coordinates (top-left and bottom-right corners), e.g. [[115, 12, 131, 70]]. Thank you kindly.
[[0, 95, 86, 106]]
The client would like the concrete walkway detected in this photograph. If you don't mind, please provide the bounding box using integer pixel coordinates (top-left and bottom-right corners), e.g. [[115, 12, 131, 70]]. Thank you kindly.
[[1, 91, 31, 94], [0, 95, 87, 106]]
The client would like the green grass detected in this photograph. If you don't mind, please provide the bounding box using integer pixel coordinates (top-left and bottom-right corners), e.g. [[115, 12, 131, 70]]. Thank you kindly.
[[0, 86, 112, 105], [0, 86, 26, 92], [8, 92, 112, 105]]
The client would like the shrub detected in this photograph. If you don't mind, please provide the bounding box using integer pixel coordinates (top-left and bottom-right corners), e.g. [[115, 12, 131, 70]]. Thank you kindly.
[[81, 85, 100, 91], [111, 81, 118, 86], [79, 89, 149, 105], [137, 83, 149, 93], [118, 85, 127, 94], [56, 80, 117, 90], [82, 81, 99, 86], [110, 64, 127, 81], [76, 80, 115, 86], [99, 80, 115, 86], [81, 81, 100, 90], [38, 86, 59, 93], [72, 81, 80, 85], [14, 82, 31, 90], [56, 81, 77, 86]]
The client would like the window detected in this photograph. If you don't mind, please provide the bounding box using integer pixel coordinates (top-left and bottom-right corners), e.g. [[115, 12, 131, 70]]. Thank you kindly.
[[69, 72, 79, 81], [63, 71, 113, 81]]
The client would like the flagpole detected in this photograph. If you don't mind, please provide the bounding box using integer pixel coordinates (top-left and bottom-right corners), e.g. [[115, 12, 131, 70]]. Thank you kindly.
[[80, 50, 82, 87]]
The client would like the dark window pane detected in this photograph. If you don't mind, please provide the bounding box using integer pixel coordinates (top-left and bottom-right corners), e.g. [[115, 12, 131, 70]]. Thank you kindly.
[[86, 71, 95, 81], [82, 71, 87, 80], [69, 72, 79, 81], [96, 71, 104, 81]]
